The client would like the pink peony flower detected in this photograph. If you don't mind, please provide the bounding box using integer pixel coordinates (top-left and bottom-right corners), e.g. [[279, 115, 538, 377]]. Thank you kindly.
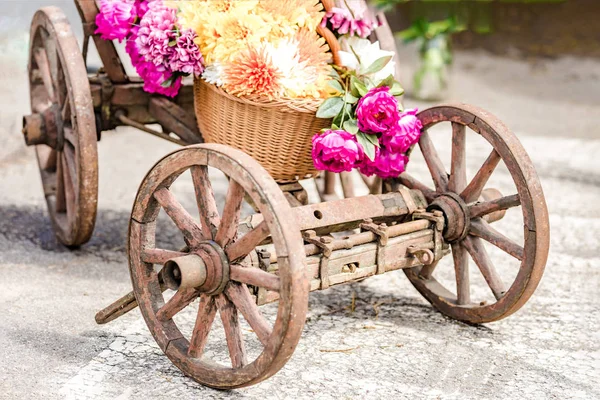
[[381, 108, 423, 153], [95, 0, 137, 41], [356, 87, 400, 134], [321, 7, 376, 38], [312, 130, 364, 173], [359, 146, 409, 179]]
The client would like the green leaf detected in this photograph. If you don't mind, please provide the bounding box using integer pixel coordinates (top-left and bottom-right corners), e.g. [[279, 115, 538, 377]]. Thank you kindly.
[[329, 68, 341, 80], [168, 40, 177, 47], [390, 81, 405, 96], [317, 97, 344, 119], [356, 132, 376, 161], [362, 56, 393, 75], [331, 123, 339, 130], [377, 74, 395, 89], [349, 45, 362, 65], [363, 132, 380, 147], [327, 79, 344, 93], [351, 76, 368, 97], [343, 92, 359, 104], [343, 119, 359, 135]]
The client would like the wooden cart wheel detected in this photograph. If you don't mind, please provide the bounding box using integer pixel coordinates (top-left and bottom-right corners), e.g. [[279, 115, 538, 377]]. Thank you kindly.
[[396, 104, 549, 323], [26, 7, 98, 246], [129, 144, 308, 389]]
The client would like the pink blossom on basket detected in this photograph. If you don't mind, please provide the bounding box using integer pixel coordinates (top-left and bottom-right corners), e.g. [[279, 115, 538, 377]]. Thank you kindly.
[[169, 29, 205, 76], [321, 7, 375, 38], [381, 108, 423, 153], [135, 2, 178, 67], [95, 0, 137, 41], [127, 23, 181, 98], [135, 0, 150, 18], [359, 146, 409, 179], [356, 87, 400, 133], [312, 130, 364, 173]]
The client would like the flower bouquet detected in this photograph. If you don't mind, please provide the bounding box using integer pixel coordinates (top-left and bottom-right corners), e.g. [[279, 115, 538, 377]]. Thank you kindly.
[[95, 0, 423, 182]]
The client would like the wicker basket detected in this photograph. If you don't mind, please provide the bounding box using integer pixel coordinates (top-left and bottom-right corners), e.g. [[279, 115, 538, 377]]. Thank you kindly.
[[193, 0, 341, 183]]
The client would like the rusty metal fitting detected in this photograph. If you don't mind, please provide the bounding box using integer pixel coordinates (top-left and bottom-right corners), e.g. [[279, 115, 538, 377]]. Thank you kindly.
[[428, 192, 469, 242], [22, 104, 62, 149], [407, 246, 435, 266], [163, 254, 207, 290]]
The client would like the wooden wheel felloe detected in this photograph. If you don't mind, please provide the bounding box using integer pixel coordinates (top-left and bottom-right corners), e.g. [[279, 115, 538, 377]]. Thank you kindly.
[[25, 7, 98, 246], [129, 144, 309, 389], [397, 104, 549, 324]]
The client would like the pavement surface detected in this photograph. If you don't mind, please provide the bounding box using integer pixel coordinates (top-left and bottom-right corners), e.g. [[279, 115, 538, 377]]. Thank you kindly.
[[1, 3, 600, 400]]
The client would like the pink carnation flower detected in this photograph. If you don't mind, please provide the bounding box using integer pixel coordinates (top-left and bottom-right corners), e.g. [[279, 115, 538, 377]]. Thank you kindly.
[[126, 18, 181, 98], [381, 109, 423, 153], [169, 29, 205, 76], [359, 146, 409, 179], [312, 130, 364, 173], [321, 7, 375, 38], [356, 87, 400, 134], [95, 0, 137, 41], [136, 2, 178, 68]]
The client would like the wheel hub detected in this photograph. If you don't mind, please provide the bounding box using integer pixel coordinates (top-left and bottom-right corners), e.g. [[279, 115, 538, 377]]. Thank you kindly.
[[163, 241, 230, 295], [428, 192, 470, 242]]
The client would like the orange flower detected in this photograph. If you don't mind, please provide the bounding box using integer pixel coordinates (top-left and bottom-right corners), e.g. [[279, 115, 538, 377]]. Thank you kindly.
[[296, 28, 331, 71], [223, 46, 283, 100]]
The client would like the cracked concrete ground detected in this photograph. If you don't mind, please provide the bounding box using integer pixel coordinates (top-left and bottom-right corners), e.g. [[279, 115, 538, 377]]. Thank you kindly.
[[1, 3, 600, 399]]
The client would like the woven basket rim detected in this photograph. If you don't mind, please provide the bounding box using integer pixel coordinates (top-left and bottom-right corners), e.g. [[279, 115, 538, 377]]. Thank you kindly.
[[195, 78, 327, 114]]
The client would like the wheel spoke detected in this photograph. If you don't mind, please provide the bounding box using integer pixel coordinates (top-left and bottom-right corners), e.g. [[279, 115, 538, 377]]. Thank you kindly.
[[419, 262, 438, 279], [448, 122, 467, 194], [225, 283, 272, 347], [55, 152, 66, 213], [216, 293, 247, 368], [469, 218, 524, 261], [61, 152, 76, 218], [188, 294, 217, 358], [230, 264, 280, 292], [61, 96, 71, 123], [156, 288, 198, 322], [44, 148, 58, 172], [62, 144, 77, 189], [214, 180, 245, 248], [63, 127, 78, 147], [191, 165, 220, 240], [463, 236, 506, 300], [142, 249, 188, 265], [397, 173, 438, 202], [153, 188, 203, 248], [225, 221, 270, 262], [452, 243, 470, 305], [469, 194, 521, 219], [460, 149, 501, 203], [33, 48, 55, 102], [418, 130, 449, 192]]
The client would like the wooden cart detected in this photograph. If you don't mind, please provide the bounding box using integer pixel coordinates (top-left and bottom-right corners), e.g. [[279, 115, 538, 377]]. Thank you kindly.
[[21, 1, 550, 390]]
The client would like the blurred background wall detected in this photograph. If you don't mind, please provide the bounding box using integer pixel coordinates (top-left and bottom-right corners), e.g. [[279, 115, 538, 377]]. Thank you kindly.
[[384, 0, 600, 59]]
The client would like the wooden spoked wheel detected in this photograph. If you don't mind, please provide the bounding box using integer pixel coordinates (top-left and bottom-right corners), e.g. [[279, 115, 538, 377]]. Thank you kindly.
[[129, 144, 308, 389], [397, 104, 549, 324], [27, 7, 98, 246]]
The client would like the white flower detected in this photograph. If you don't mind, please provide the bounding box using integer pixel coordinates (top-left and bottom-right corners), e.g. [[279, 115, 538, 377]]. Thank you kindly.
[[202, 62, 224, 86], [338, 37, 396, 85], [266, 40, 317, 98]]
